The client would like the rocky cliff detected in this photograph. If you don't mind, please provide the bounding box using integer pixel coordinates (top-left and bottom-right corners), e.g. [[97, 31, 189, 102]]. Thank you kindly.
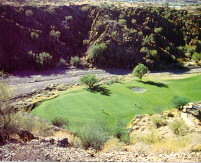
[[0, 3, 200, 71]]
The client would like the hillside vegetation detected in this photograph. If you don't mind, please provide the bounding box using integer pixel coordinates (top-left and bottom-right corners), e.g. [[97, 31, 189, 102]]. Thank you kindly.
[[0, 4, 200, 71]]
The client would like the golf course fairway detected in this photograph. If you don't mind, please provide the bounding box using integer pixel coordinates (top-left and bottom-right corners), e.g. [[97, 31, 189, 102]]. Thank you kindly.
[[31, 74, 201, 132]]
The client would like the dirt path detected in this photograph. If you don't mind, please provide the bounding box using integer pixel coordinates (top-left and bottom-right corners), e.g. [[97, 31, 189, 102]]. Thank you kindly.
[[3, 67, 201, 98]]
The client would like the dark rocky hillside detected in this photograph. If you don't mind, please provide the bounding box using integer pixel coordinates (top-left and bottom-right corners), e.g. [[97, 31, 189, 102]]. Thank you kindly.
[[0, 4, 200, 71]]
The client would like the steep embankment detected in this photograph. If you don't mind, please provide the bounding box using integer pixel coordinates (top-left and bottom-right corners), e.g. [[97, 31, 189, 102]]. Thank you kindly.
[[0, 4, 200, 71], [0, 5, 91, 70]]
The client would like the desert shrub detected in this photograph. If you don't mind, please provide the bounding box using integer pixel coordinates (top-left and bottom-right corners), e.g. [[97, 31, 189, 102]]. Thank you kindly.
[[118, 19, 127, 25], [18, 7, 24, 12], [119, 14, 124, 19], [81, 6, 90, 12], [142, 34, 155, 46], [77, 123, 109, 150], [111, 31, 117, 36], [140, 47, 149, 54], [88, 43, 107, 60], [151, 115, 167, 128], [51, 117, 69, 128], [28, 51, 52, 69], [153, 137, 189, 154], [0, 81, 15, 140], [79, 74, 99, 89], [131, 19, 136, 24], [30, 31, 39, 39], [192, 52, 201, 63], [25, 10, 34, 17], [170, 119, 189, 136], [186, 46, 196, 57], [129, 28, 137, 35], [142, 132, 160, 144], [171, 96, 190, 110], [102, 137, 125, 153], [112, 119, 130, 143], [132, 63, 150, 80], [154, 27, 163, 34], [104, 14, 110, 19], [70, 56, 80, 67], [140, 47, 158, 59], [132, 131, 160, 145], [14, 112, 53, 137], [49, 29, 60, 39], [65, 16, 73, 21], [149, 50, 158, 58], [83, 39, 90, 46], [105, 76, 122, 85]]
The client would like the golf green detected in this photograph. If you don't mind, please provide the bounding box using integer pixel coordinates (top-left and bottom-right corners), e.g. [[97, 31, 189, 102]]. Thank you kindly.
[[31, 74, 201, 132]]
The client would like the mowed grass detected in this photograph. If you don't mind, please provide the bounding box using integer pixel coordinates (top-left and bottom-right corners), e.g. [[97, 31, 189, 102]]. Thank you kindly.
[[31, 74, 201, 132]]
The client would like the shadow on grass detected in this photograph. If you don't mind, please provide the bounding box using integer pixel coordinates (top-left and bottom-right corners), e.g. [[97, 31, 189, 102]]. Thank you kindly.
[[139, 80, 168, 88], [87, 85, 112, 96]]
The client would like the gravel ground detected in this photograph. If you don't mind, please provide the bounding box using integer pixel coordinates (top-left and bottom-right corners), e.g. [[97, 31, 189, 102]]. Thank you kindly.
[[4, 68, 125, 97], [0, 139, 200, 162]]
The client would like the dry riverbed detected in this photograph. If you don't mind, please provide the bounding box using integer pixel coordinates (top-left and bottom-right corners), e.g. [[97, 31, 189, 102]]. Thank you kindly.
[[3, 67, 201, 98]]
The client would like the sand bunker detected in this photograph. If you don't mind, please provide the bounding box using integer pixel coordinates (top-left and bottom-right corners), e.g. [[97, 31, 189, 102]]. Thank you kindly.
[[131, 87, 146, 93]]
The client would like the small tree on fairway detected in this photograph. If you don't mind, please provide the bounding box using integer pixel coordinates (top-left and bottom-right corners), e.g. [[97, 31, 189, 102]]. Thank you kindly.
[[132, 63, 149, 80], [79, 74, 99, 89]]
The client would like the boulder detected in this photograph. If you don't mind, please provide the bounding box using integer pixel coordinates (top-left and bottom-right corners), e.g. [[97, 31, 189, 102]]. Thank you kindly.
[[58, 138, 69, 148], [18, 130, 35, 142]]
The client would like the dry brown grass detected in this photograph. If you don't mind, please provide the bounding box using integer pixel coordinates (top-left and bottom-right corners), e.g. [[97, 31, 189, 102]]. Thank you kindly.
[[51, 129, 77, 145], [101, 137, 125, 153]]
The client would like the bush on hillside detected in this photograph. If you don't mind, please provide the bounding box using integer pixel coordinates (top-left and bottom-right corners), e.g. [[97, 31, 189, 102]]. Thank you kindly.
[[0, 81, 17, 140], [154, 27, 163, 34], [88, 43, 107, 61], [132, 63, 150, 80], [192, 52, 201, 63], [131, 19, 136, 24], [112, 119, 130, 143], [79, 74, 99, 89], [51, 117, 69, 128], [28, 51, 53, 70], [151, 115, 167, 128], [77, 123, 109, 150], [25, 10, 34, 17], [170, 119, 189, 136], [65, 16, 73, 21], [49, 29, 61, 39], [30, 31, 39, 39], [118, 19, 127, 25], [70, 56, 80, 67], [81, 6, 90, 12]]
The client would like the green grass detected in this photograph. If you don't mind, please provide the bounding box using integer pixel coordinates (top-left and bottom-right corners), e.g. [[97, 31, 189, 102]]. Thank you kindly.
[[31, 74, 201, 133]]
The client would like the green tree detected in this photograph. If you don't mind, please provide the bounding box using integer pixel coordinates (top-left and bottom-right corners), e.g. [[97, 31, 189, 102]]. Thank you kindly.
[[79, 74, 99, 89], [171, 96, 190, 110], [88, 43, 107, 61], [28, 51, 52, 69], [132, 63, 150, 80]]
